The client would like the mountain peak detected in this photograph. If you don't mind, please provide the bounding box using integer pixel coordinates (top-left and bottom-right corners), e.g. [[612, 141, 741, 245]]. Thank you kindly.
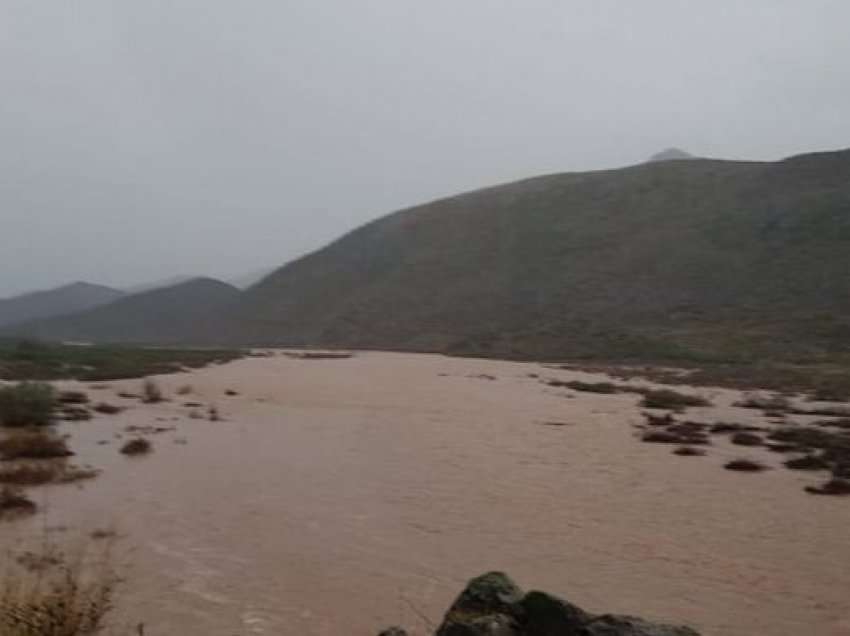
[[647, 148, 696, 162]]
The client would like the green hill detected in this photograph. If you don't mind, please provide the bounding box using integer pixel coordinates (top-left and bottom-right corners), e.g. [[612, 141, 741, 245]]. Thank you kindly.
[[234, 148, 850, 363]]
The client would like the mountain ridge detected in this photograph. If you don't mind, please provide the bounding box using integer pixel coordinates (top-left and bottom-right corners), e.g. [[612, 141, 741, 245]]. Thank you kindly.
[[0, 282, 124, 328], [2, 278, 240, 345], [4, 147, 849, 363], [231, 147, 850, 360]]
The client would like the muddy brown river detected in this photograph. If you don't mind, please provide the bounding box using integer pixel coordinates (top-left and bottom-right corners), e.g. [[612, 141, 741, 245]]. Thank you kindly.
[[2, 352, 849, 635]]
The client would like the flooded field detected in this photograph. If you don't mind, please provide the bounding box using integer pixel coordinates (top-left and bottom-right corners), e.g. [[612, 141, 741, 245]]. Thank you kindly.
[[2, 351, 849, 635]]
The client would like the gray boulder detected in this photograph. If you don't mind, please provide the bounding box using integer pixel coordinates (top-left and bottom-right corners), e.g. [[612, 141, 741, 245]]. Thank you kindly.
[[436, 572, 524, 636], [581, 614, 700, 636], [388, 572, 702, 636], [520, 590, 591, 636]]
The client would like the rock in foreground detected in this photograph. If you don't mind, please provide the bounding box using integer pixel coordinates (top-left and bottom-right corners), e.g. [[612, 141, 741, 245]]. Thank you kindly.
[[386, 572, 699, 636]]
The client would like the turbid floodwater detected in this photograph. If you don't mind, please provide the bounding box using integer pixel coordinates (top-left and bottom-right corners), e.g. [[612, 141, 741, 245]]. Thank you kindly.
[[2, 351, 849, 635]]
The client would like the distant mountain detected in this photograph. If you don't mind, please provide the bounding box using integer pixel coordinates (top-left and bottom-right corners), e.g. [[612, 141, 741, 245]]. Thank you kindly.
[[647, 148, 696, 162], [232, 148, 850, 362], [228, 266, 276, 290], [1, 278, 240, 345], [123, 275, 199, 295], [6, 149, 848, 361], [0, 282, 124, 328]]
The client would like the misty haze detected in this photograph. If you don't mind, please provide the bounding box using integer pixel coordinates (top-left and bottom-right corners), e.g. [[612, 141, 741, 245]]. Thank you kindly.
[[1, 3, 849, 636]]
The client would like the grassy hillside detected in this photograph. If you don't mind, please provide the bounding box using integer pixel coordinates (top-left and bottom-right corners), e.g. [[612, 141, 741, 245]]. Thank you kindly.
[[1, 278, 240, 345], [235, 149, 850, 363], [0, 282, 123, 328]]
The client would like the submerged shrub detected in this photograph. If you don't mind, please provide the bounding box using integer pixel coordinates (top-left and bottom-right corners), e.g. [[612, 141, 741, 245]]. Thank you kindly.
[[0, 462, 98, 486], [639, 389, 710, 411], [92, 403, 123, 415], [0, 486, 37, 519], [735, 394, 791, 412], [731, 432, 763, 446], [141, 379, 163, 404], [0, 383, 56, 427], [0, 431, 72, 460], [57, 391, 89, 405], [673, 446, 706, 457], [805, 478, 850, 496], [724, 459, 767, 472], [784, 455, 830, 471], [119, 438, 152, 456]]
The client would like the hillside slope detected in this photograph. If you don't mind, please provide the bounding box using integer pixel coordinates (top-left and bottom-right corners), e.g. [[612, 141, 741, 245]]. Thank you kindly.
[[2, 278, 240, 345], [235, 148, 850, 361], [0, 282, 124, 328]]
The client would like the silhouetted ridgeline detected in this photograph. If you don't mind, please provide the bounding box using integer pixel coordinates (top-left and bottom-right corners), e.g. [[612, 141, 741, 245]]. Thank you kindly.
[[381, 572, 699, 636]]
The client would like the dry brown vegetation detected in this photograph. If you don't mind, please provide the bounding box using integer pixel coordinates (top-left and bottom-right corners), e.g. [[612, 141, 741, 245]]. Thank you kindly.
[[0, 462, 98, 486], [0, 546, 115, 634], [0, 431, 73, 461]]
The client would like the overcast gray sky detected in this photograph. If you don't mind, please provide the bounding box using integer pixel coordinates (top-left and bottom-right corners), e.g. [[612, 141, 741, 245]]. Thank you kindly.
[[1, 0, 848, 296]]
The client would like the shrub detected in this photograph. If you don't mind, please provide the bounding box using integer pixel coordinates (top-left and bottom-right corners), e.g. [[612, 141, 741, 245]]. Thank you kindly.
[[710, 422, 762, 434], [735, 394, 791, 412], [0, 431, 73, 460], [57, 391, 89, 405], [176, 385, 194, 395], [673, 446, 706, 457], [119, 438, 151, 456], [0, 486, 36, 519], [641, 431, 681, 444], [784, 455, 830, 471], [639, 389, 710, 411], [724, 459, 767, 472], [59, 406, 92, 422], [92, 403, 123, 415], [805, 478, 850, 496], [141, 379, 163, 404], [731, 432, 763, 446], [766, 443, 799, 453], [560, 380, 619, 394], [0, 463, 98, 486], [0, 383, 55, 427], [642, 412, 675, 426]]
